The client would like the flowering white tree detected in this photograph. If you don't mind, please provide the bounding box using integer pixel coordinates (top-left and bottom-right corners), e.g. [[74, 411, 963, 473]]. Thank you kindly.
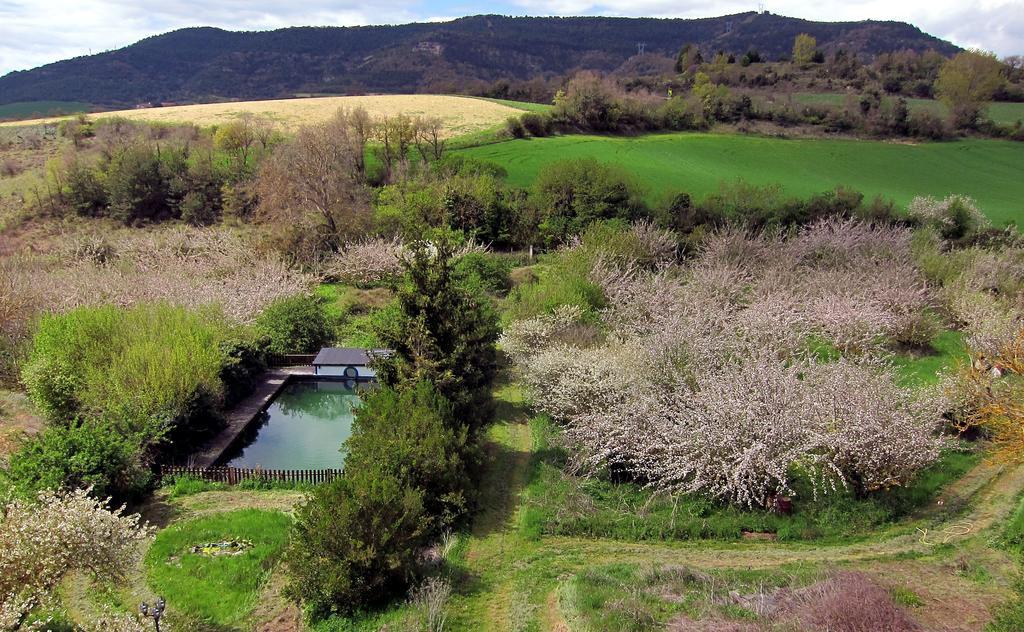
[[908, 194, 989, 237], [31, 227, 316, 325], [0, 489, 151, 631], [326, 237, 405, 287], [510, 219, 947, 507]]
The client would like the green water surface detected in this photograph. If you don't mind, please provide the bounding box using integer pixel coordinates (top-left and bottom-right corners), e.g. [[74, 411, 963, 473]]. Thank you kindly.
[[223, 379, 360, 470]]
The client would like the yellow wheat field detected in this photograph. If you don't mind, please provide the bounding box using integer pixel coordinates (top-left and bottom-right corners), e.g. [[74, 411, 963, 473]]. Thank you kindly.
[[0, 95, 523, 137]]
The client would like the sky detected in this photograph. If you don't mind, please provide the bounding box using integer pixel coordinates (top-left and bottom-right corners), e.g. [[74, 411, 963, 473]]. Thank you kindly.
[[1, 0, 1022, 77]]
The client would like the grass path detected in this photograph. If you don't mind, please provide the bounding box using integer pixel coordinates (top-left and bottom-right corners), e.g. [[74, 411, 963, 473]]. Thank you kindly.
[[446, 384, 1024, 630]]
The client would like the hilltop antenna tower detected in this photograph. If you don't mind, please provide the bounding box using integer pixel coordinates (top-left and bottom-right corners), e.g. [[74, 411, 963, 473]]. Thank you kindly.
[[758, 3, 766, 14]]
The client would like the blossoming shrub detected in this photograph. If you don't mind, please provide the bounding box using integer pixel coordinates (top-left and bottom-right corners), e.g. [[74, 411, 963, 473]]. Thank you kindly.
[[908, 194, 989, 241], [0, 488, 150, 630], [325, 237, 404, 287], [507, 219, 947, 507]]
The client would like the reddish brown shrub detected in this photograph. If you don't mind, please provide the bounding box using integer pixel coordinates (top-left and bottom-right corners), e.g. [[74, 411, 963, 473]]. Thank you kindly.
[[0, 157, 22, 178], [775, 572, 921, 632]]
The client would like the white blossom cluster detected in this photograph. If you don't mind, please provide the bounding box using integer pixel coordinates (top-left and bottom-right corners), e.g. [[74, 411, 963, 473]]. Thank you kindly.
[[325, 236, 405, 286], [940, 246, 1024, 359], [0, 489, 151, 631], [506, 219, 947, 507], [908, 194, 990, 234], [29, 227, 315, 324], [325, 235, 491, 287], [695, 219, 933, 352]]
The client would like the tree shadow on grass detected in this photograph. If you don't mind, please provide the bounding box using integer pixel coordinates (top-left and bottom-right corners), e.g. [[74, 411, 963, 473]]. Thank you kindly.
[[135, 493, 182, 529], [471, 397, 533, 539]]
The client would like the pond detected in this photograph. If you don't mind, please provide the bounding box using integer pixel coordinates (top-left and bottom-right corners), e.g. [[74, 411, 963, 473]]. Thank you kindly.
[[220, 379, 362, 470]]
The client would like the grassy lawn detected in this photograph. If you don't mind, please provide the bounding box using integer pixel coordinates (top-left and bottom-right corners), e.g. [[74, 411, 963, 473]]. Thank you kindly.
[[456, 133, 1024, 226], [144, 508, 293, 628], [891, 330, 967, 387], [792, 93, 1024, 127]]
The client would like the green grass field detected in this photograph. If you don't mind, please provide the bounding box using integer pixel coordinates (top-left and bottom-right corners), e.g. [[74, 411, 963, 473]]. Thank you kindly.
[[891, 330, 966, 386], [792, 93, 1024, 127], [457, 133, 1024, 225], [144, 508, 292, 628], [0, 101, 90, 120]]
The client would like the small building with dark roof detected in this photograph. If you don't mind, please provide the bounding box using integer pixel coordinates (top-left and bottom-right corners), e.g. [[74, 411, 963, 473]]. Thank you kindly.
[[312, 347, 392, 379]]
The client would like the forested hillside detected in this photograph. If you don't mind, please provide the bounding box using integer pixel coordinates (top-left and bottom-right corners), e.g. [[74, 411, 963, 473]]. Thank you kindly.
[[0, 12, 958, 107]]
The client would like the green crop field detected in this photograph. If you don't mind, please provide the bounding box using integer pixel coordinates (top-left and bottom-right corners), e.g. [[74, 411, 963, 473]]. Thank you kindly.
[[458, 133, 1024, 225], [0, 100, 91, 120], [792, 93, 1024, 127]]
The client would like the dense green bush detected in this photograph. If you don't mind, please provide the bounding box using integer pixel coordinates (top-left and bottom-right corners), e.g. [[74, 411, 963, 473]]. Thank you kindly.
[[105, 144, 174, 224], [907, 109, 949, 140], [218, 334, 268, 408], [5, 418, 150, 501], [655, 96, 707, 131], [22, 303, 230, 433], [685, 182, 899, 232], [64, 160, 107, 217], [344, 382, 472, 528], [552, 72, 656, 132], [505, 116, 526, 138], [519, 111, 552, 136], [454, 251, 514, 295], [283, 383, 475, 618], [533, 158, 647, 245], [48, 120, 257, 225], [335, 301, 401, 348], [374, 171, 530, 247], [284, 471, 429, 618], [255, 295, 333, 356]]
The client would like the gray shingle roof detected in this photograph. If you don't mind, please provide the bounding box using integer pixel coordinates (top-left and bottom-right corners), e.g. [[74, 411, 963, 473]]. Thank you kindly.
[[312, 347, 392, 366]]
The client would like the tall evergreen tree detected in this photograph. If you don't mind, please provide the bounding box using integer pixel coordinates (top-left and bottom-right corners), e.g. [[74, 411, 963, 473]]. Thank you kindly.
[[376, 231, 500, 435]]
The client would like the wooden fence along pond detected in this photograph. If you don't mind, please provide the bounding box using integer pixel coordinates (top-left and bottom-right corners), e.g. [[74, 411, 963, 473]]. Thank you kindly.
[[162, 465, 342, 485]]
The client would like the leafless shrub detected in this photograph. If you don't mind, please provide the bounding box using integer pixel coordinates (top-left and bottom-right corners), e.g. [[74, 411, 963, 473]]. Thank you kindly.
[[0, 256, 41, 383], [406, 577, 451, 632], [0, 158, 21, 178], [774, 572, 921, 632], [627, 220, 679, 266]]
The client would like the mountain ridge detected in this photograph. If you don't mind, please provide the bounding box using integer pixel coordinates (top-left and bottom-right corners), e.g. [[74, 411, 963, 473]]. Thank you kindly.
[[0, 13, 960, 107]]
